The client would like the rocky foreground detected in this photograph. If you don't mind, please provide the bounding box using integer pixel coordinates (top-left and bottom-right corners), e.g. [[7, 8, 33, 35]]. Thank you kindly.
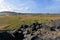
[[20, 19, 60, 40], [0, 19, 60, 40], [22, 27, 60, 40]]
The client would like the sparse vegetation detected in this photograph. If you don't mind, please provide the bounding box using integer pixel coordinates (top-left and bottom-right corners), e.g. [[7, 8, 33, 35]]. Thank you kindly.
[[0, 14, 60, 40], [0, 14, 60, 30]]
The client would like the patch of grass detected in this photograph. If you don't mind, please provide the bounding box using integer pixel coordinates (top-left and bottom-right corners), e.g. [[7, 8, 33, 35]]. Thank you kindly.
[[0, 14, 60, 30]]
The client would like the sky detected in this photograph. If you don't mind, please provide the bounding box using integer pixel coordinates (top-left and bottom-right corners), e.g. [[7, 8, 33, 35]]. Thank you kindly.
[[0, 0, 60, 13]]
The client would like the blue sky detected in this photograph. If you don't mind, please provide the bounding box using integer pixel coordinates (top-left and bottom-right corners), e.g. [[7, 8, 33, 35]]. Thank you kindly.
[[0, 0, 60, 13]]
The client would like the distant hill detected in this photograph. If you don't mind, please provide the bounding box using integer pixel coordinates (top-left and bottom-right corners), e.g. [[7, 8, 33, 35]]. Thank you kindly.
[[0, 11, 59, 16], [0, 11, 21, 16], [0, 11, 42, 16]]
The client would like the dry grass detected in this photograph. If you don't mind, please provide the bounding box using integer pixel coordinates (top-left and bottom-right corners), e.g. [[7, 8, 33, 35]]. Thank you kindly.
[[0, 14, 60, 30]]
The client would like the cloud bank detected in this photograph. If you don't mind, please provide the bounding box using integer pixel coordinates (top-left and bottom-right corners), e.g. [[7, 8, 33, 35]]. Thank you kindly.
[[0, 0, 60, 13]]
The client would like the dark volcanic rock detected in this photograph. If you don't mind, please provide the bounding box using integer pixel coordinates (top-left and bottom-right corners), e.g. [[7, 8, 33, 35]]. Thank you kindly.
[[0, 31, 15, 40], [31, 36, 43, 40], [1, 20, 60, 40]]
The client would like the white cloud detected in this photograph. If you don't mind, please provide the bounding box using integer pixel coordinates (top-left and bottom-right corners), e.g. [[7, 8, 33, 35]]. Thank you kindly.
[[0, 0, 4, 4], [0, 0, 35, 13], [0, 0, 13, 11], [0, 0, 60, 13]]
